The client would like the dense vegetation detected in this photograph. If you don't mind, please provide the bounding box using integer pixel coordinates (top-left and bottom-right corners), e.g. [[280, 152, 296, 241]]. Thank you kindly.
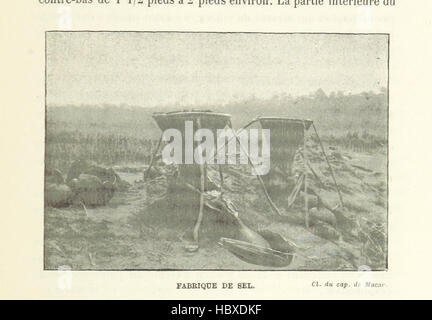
[[46, 89, 387, 172]]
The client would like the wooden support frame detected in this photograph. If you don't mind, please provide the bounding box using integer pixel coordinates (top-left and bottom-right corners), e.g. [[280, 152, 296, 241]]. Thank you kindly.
[[148, 111, 344, 248]]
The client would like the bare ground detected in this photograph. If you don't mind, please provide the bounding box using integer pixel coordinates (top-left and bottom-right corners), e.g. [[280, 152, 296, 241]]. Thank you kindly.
[[44, 143, 387, 271]]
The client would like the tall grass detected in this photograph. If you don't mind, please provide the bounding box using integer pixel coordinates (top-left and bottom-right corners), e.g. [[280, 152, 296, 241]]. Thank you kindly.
[[46, 89, 388, 171], [46, 130, 155, 173], [46, 128, 386, 175]]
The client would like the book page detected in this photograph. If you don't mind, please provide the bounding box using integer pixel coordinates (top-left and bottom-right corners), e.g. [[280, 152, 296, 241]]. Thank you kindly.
[[0, 0, 430, 299]]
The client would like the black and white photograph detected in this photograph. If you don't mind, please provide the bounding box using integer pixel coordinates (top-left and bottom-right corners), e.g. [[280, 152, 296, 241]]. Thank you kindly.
[[44, 32, 388, 271]]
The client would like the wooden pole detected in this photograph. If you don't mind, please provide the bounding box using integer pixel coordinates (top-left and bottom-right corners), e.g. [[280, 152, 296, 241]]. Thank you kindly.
[[193, 117, 206, 243], [205, 118, 257, 165], [287, 173, 305, 209], [303, 121, 310, 228], [218, 164, 224, 194], [231, 124, 284, 217], [312, 123, 345, 208], [144, 135, 162, 181]]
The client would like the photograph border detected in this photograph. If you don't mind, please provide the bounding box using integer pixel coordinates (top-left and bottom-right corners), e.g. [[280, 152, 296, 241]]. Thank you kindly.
[[44, 31, 390, 272]]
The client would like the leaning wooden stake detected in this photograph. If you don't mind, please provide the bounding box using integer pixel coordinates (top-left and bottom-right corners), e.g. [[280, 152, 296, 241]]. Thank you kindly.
[[287, 173, 305, 209], [193, 117, 206, 243], [205, 118, 257, 165], [218, 164, 224, 195], [144, 135, 163, 181], [312, 123, 345, 208], [303, 121, 310, 228], [232, 127, 284, 217]]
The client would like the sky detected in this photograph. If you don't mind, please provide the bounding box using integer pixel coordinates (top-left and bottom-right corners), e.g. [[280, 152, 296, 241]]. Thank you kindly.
[[46, 32, 388, 107]]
